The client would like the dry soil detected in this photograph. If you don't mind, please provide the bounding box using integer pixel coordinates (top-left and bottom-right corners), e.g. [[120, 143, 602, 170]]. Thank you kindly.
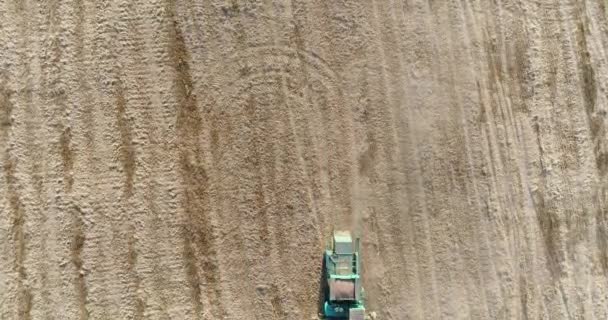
[[1, 0, 608, 319]]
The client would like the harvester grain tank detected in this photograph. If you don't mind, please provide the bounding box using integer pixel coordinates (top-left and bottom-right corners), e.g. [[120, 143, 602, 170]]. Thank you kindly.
[[322, 230, 366, 319]]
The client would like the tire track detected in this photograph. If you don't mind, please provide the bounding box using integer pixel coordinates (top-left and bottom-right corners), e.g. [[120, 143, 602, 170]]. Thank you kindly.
[[60, 127, 74, 192], [288, 0, 330, 239], [202, 38, 345, 318], [575, 2, 608, 275], [126, 228, 144, 320], [459, 2, 511, 318], [45, 0, 76, 196], [472, 1, 520, 317], [361, 1, 421, 318], [0, 70, 13, 320], [69, 0, 91, 317], [199, 7, 305, 312], [71, 205, 88, 320], [528, 8, 565, 283], [282, 3, 345, 314], [289, 2, 365, 314], [263, 1, 324, 316], [78, 1, 123, 317], [42, 1, 91, 318], [366, 0, 439, 318], [166, 2, 225, 317], [1, 73, 32, 319], [120, 2, 161, 319], [170, 24, 205, 320], [287, 8, 362, 313], [342, 56, 397, 317], [430, 2, 482, 317], [3, 84, 32, 319], [485, 0, 528, 281], [397, 0, 474, 318], [451, 2, 498, 318], [313, 0, 358, 229], [480, 4, 521, 291], [0, 78, 10, 155], [135, 0, 196, 317], [552, 4, 598, 317], [6, 1, 37, 318], [509, 2, 574, 317], [67, 0, 119, 317], [96, 1, 146, 316], [114, 83, 136, 198], [108, 0, 137, 203], [5, 155, 31, 320], [214, 3, 272, 316], [115, 1, 161, 317]]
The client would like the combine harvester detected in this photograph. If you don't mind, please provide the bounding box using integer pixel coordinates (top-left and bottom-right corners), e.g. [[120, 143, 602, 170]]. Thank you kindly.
[[321, 230, 367, 320]]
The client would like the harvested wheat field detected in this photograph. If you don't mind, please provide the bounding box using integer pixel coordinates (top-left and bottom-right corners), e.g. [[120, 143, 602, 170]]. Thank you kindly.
[[1, 0, 608, 319]]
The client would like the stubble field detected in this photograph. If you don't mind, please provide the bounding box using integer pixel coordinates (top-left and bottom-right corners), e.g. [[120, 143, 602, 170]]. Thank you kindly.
[[1, 1, 608, 319]]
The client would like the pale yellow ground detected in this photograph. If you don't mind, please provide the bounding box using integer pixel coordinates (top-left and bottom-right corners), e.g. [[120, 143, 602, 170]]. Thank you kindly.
[[1, 1, 608, 319]]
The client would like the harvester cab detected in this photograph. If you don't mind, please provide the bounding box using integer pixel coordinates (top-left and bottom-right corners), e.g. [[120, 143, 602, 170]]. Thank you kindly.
[[322, 230, 366, 320]]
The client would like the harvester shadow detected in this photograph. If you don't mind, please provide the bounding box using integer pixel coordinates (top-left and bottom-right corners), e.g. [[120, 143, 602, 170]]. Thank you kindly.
[[318, 253, 327, 317]]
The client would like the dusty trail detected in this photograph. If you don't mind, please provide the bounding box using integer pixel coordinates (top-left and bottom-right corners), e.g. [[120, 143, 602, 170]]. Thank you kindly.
[[1, 1, 608, 319]]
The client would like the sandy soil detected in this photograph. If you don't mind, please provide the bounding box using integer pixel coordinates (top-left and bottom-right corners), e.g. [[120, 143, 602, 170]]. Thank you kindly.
[[1, 1, 608, 319]]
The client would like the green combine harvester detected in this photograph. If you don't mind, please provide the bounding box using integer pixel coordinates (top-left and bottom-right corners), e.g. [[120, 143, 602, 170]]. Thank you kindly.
[[322, 230, 366, 320]]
